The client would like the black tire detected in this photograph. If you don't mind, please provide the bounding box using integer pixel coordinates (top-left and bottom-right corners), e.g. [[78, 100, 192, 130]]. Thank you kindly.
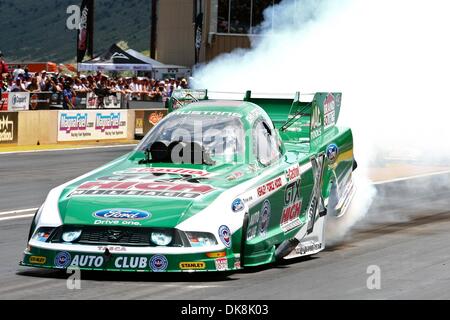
[[353, 159, 358, 171]]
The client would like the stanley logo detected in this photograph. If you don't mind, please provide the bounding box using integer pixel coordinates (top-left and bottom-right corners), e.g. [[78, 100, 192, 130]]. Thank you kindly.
[[179, 262, 206, 270]]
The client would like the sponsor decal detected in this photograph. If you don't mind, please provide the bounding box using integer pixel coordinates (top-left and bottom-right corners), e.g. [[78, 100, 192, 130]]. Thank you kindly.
[[150, 255, 169, 272], [218, 225, 232, 248], [326, 144, 339, 164], [259, 200, 271, 237], [246, 211, 260, 241], [310, 104, 322, 139], [115, 167, 209, 177], [71, 255, 104, 268], [94, 219, 141, 226], [226, 171, 244, 181], [175, 110, 242, 118], [59, 113, 88, 134], [234, 254, 241, 269], [206, 252, 226, 258], [285, 165, 301, 182], [71, 179, 215, 199], [246, 109, 261, 124], [280, 181, 302, 233], [30, 256, 46, 265], [0, 114, 17, 144], [179, 262, 206, 270], [93, 208, 151, 220], [242, 195, 254, 204], [231, 199, 245, 213], [295, 242, 323, 255], [97, 246, 126, 252], [307, 155, 326, 234], [215, 258, 228, 271], [323, 93, 336, 130], [257, 176, 283, 198], [247, 164, 258, 173], [115, 256, 149, 269], [54, 251, 72, 268]]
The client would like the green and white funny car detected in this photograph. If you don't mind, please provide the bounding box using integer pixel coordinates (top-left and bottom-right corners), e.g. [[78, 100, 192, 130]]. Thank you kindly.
[[21, 90, 356, 273]]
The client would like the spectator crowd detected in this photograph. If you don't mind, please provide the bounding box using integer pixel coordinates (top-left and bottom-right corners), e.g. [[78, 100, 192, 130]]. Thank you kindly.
[[1, 52, 190, 109]]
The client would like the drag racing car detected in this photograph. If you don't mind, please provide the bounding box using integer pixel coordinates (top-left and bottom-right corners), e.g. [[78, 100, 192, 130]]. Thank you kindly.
[[21, 90, 356, 273]]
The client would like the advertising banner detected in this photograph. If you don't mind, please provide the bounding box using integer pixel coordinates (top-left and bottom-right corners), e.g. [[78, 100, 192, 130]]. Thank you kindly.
[[50, 93, 63, 109], [86, 92, 122, 109], [103, 93, 122, 109], [135, 109, 167, 138], [1, 92, 8, 111], [75, 92, 88, 109], [86, 92, 98, 109], [0, 112, 18, 144], [57, 110, 128, 142], [29, 92, 52, 110], [143, 109, 167, 134], [77, 0, 94, 63], [135, 110, 144, 136], [8, 92, 29, 111]]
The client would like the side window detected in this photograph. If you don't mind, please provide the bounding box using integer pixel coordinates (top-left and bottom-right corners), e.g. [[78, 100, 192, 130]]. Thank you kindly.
[[253, 120, 282, 166]]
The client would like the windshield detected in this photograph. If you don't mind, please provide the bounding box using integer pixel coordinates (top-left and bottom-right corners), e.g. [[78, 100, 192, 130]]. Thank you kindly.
[[137, 113, 246, 164]]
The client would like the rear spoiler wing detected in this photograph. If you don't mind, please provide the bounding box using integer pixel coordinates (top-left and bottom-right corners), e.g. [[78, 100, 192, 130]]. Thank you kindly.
[[244, 91, 342, 141], [167, 89, 342, 141]]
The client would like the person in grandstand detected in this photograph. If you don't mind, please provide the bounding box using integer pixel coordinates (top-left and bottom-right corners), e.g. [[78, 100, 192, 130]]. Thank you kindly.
[[0, 51, 9, 95]]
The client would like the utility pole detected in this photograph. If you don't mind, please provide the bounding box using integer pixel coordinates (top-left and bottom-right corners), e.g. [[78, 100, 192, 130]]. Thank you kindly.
[[150, 0, 157, 59]]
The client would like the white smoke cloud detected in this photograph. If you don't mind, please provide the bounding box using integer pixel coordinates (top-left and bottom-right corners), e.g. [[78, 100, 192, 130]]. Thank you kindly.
[[192, 0, 450, 242]]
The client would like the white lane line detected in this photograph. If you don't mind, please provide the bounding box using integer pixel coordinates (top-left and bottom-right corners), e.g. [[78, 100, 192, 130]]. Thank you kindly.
[[0, 208, 38, 216], [0, 214, 35, 222], [0, 144, 137, 156], [373, 169, 450, 185]]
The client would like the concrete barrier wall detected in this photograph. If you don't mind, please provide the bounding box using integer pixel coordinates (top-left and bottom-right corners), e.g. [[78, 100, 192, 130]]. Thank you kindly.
[[0, 109, 156, 146], [18, 110, 58, 145]]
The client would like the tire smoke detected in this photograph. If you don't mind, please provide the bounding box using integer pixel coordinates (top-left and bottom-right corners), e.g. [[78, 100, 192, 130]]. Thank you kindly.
[[192, 0, 450, 242]]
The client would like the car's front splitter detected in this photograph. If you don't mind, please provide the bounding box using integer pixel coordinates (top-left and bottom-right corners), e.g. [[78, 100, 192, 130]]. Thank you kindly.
[[20, 246, 242, 273]]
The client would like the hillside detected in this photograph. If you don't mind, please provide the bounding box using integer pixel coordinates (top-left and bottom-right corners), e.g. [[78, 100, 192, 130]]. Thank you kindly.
[[0, 0, 150, 63]]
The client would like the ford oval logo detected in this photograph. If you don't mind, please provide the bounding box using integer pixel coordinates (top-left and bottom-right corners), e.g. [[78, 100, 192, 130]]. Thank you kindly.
[[93, 209, 151, 220], [231, 199, 245, 212]]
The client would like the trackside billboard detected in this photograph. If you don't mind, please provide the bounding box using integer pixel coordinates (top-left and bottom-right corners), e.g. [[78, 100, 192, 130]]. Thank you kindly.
[[57, 110, 128, 142]]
